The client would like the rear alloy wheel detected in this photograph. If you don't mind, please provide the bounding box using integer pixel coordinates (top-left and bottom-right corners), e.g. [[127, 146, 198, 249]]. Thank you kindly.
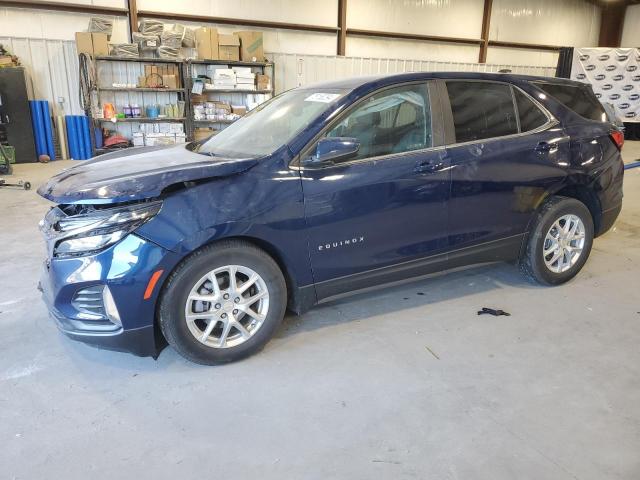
[[520, 196, 594, 285], [542, 214, 586, 274], [159, 241, 287, 364]]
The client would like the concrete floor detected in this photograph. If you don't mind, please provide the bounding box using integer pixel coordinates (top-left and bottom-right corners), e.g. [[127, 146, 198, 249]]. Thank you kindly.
[[1, 143, 639, 480]]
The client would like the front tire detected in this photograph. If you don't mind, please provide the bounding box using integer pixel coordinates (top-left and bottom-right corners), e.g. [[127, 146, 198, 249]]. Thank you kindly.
[[520, 196, 594, 285], [159, 240, 287, 365]]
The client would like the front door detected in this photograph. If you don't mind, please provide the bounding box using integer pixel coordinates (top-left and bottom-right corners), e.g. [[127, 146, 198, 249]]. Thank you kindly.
[[299, 82, 450, 299]]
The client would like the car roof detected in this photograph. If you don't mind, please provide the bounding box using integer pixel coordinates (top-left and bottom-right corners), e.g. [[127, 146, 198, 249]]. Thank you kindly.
[[299, 71, 584, 92]]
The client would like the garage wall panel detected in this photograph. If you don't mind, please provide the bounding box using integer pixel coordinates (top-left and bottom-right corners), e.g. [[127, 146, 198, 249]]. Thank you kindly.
[[269, 52, 556, 93], [346, 36, 479, 63], [0, 8, 129, 42], [486, 47, 559, 67], [136, 0, 337, 28], [621, 5, 640, 48], [347, 0, 484, 40], [0, 37, 82, 116], [489, 0, 600, 46], [21, 0, 125, 6]]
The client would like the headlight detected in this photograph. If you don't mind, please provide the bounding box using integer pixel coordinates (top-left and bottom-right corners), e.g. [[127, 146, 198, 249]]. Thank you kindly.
[[40, 201, 162, 257]]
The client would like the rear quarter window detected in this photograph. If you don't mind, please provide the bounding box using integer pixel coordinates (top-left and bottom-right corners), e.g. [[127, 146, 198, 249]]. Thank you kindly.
[[535, 82, 606, 122], [514, 89, 549, 132]]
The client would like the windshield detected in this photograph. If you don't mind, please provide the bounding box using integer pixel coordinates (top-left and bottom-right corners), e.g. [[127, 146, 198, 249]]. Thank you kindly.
[[192, 88, 349, 158]]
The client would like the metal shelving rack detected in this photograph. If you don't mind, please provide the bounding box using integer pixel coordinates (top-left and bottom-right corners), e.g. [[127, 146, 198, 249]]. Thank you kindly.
[[86, 56, 275, 154], [184, 59, 275, 140], [90, 56, 190, 153]]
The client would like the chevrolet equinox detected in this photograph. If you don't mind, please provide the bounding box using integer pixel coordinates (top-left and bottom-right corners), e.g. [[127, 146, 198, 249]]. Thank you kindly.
[[38, 72, 624, 364]]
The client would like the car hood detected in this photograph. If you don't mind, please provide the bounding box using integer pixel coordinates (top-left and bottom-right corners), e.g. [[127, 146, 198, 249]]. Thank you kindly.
[[37, 144, 259, 204]]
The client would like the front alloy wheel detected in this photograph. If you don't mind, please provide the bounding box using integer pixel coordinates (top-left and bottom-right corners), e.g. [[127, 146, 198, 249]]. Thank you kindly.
[[160, 240, 287, 364], [185, 265, 270, 348]]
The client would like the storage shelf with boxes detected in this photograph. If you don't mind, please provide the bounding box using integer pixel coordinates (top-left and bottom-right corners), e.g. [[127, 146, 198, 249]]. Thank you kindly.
[[75, 18, 274, 154], [89, 55, 188, 150], [188, 27, 273, 141]]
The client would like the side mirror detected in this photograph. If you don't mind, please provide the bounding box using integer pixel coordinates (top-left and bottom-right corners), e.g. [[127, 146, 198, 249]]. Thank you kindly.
[[305, 137, 360, 166]]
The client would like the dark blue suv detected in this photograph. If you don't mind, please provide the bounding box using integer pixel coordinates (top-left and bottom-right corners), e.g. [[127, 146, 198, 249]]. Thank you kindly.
[[38, 72, 624, 364]]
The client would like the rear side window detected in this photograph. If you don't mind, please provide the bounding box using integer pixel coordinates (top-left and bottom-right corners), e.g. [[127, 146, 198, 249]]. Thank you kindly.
[[446, 81, 518, 143], [514, 89, 548, 132], [535, 83, 606, 122]]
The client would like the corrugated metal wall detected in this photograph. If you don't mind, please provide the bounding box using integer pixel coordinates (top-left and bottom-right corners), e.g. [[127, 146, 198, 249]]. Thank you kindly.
[[270, 52, 557, 93], [0, 36, 557, 117], [0, 37, 82, 116]]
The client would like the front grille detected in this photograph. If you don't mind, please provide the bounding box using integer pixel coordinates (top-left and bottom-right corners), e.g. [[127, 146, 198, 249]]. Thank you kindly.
[[71, 286, 108, 321]]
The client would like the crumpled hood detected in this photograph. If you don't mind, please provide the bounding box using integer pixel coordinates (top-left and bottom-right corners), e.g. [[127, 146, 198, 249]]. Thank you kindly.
[[37, 144, 259, 204]]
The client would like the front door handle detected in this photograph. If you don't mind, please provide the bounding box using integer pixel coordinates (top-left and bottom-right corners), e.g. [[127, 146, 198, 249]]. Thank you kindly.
[[534, 141, 558, 153], [414, 160, 444, 174]]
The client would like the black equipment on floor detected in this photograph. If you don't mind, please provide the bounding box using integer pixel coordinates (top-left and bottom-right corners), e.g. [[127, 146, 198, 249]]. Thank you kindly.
[[0, 67, 37, 163]]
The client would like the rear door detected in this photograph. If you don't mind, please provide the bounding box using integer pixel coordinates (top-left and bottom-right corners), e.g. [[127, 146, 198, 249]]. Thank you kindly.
[[299, 82, 451, 299], [442, 80, 570, 259]]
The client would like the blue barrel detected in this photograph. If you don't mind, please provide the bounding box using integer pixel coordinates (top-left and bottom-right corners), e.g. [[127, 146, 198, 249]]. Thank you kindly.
[[80, 116, 92, 159], [65, 115, 80, 160], [73, 116, 83, 159], [40, 101, 56, 161], [74, 116, 86, 159], [94, 125, 103, 150], [29, 100, 46, 157]]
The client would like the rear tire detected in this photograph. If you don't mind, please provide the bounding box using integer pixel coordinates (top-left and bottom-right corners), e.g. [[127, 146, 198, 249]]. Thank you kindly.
[[520, 196, 594, 285], [159, 240, 287, 365]]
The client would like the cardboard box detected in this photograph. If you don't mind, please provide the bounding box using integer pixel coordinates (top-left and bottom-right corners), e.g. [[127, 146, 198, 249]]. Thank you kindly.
[[75, 32, 94, 56], [235, 31, 264, 62], [195, 27, 219, 60], [194, 128, 214, 142], [218, 34, 240, 61], [210, 28, 219, 60], [231, 105, 247, 116], [256, 73, 271, 91], [162, 74, 178, 89], [0, 56, 14, 66], [195, 27, 212, 60], [92, 33, 109, 56]]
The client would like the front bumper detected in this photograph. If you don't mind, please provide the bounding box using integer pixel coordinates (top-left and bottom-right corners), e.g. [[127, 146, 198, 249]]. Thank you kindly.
[[46, 305, 160, 357], [39, 233, 181, 357]]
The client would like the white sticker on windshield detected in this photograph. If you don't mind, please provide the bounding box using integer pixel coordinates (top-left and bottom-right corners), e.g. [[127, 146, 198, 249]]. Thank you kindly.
[[304, 93, 341, 103]]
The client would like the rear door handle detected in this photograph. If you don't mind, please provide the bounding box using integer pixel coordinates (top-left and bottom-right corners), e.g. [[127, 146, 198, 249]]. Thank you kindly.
[[414, 160, 444, 174], [535, 142, 558, 153]]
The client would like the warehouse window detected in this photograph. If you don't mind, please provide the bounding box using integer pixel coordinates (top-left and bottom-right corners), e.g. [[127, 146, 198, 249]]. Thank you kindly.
[[446, 81, 518, 143], [514, 89, 549, 132], [325, 84, 432, 161], [534, 82, 606, 122]]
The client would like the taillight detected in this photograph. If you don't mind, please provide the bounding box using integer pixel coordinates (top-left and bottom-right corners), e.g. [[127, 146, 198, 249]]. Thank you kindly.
[[610, 130, 624, 150]]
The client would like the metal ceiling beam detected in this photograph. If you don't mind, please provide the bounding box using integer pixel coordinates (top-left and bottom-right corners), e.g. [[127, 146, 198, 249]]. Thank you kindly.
[[137, 10, 338, 34], [337, 0, 347, 56], [127, 0, 138, 40], [346, 28, 483, 46], [488, 40, 562, 52], [478, 0, 493, 63]]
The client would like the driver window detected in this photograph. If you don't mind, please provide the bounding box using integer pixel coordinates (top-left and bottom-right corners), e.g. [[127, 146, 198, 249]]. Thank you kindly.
[[325, 83, 432, 161]]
